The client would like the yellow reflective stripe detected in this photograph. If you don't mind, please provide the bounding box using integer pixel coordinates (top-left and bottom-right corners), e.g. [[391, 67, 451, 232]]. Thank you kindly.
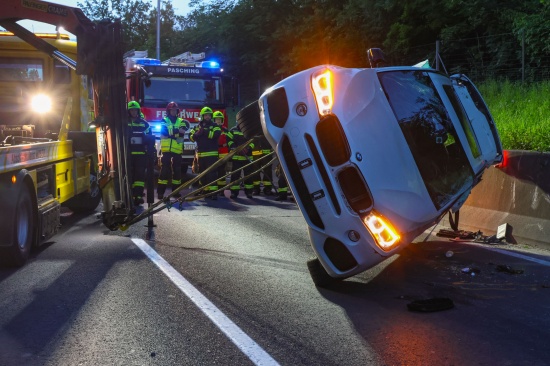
[[261, 150, 271, 154], [172, 179, 182, 185], [158, 179, 168, 184], [132, 181, 145, 187], [252, 151, 262, 156], [232, 156, 247, 161], [219, 153, 228, 158], [131, 151, 146, 155], [244, 184, 254, 189], [278, 187, 288, 193]]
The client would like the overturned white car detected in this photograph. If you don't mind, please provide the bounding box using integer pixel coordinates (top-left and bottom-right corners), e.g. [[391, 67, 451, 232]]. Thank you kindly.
[[237, 53, 502, 287]]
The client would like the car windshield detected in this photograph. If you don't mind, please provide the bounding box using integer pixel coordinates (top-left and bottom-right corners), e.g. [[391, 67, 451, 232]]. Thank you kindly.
[[378, 70, 474, 209], [143, 77, 222, 106]]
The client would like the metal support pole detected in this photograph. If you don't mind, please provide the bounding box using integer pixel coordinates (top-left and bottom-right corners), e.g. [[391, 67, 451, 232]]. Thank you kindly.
[[156, 0, 161, 60]]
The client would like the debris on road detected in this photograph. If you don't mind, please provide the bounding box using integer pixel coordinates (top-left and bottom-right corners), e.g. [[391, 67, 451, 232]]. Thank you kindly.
[[461, 267, 481, 276], [437, 229, 504, 244], [495, 265, 524, 275]]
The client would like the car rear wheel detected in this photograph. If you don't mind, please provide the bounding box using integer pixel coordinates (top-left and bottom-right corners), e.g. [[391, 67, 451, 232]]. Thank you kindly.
[[236, 101, 263, 139]]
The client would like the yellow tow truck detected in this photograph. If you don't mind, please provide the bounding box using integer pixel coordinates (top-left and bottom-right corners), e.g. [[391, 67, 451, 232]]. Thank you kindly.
[[0, 0, 135, 266]]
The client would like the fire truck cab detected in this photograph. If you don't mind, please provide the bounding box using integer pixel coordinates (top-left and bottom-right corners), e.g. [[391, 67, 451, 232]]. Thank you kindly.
[[125, 51, 229, 173]]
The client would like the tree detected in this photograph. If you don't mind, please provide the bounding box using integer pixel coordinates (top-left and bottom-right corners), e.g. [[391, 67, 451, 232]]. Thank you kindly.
[[77, 0, 152, 52]]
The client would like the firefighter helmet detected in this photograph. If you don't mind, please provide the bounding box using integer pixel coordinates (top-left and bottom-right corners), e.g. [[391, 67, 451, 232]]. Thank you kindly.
[[200, 106, 213, 116], [128, 101, 141, 110], [166, 101, 180, 114], [212, 111, 224, 120]]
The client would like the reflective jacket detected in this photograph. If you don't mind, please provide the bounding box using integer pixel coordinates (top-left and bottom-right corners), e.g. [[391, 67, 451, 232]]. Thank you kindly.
[[160, 116, 190, 154], [128, 117, 151, 155], [189, 120, 221, 157], [228, 126, 254, 161]]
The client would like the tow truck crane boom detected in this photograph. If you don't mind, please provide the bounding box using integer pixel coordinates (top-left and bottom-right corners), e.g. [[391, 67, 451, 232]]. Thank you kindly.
[[1, 0, 132, 230]]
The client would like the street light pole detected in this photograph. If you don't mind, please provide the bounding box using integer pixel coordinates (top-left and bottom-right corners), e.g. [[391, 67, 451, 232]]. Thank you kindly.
[[156, 0, 160, 60]]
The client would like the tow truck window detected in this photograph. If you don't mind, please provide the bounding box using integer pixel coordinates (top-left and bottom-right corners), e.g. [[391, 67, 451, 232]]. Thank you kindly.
[[379, 70, 474, 209], [143, 77, 222, 105], [0, 58, 43, 82], [53, 60, 71, 84]]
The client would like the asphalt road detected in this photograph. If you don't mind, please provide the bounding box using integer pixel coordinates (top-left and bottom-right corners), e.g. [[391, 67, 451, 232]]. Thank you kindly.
[[1, 191, 550, 366]]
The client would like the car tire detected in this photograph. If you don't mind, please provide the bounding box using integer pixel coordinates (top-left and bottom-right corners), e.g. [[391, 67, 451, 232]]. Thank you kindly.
[[0, 181, 36, 267], [236, 101, 263, 139], [63, 168, 102, 213], [307, 257, 339, 288]]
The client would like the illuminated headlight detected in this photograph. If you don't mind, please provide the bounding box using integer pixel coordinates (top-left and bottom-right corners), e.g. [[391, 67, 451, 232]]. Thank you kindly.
[[363, 212, 401, 251], [31, 94, 52, 113], [311, 69, 333, 116]]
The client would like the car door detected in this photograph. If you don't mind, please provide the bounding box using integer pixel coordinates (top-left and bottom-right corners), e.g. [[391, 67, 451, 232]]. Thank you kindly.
[[450, 74, 503, 167]]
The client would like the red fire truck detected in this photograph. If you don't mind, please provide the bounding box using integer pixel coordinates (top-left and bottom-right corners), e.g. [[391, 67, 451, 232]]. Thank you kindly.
[[124, 51, 229, 173]]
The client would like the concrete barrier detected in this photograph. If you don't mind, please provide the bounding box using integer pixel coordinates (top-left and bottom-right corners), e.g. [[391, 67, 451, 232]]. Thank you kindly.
[[440, 150, 550, 249]]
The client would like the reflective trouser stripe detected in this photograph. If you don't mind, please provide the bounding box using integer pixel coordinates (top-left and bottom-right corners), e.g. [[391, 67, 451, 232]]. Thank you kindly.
[[278, 187, 288, 193], [132, 181, 145, 188]]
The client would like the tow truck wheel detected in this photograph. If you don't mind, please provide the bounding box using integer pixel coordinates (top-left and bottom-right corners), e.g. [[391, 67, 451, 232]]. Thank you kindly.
[[236, 101, 263, 139], [0, 182, 36, 267], [307, 257, 340, 288], [63, 169, 102, 213]]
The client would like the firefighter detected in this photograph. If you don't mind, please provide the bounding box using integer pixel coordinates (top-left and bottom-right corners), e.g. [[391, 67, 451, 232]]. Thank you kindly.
[[251, 136, 274, 195], [213, 111, 232, 196], [227, 124, 254, 199], [189, 106, 222, 200], [274, 159, 289, 201], [157, 101, 190, 199], [128, 101, 151, 205]]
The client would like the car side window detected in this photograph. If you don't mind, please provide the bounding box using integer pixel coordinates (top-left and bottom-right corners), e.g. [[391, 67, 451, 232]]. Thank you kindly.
[[378, 70, 474, 209]]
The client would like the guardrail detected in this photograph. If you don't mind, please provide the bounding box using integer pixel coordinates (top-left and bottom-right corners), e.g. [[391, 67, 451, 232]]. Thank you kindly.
[[440, 150, 550, 248]]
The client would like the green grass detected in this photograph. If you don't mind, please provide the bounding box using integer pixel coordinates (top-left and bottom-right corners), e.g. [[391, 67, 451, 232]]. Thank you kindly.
[[478, 80, 550, 152]]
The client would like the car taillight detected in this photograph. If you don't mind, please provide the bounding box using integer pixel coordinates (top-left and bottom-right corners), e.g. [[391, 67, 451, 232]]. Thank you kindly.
[[316, 114, 350, 167], [363, 211, 400, 251], [337, 166, 373, 213], [311, 69, 333, 116]]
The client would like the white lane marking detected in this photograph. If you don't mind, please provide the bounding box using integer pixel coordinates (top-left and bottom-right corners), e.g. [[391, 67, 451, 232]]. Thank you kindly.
[[132, 238, 280, 366], [488, 248, 550, 267]]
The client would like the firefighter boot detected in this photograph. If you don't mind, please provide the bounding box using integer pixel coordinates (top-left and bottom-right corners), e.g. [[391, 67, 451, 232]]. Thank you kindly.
[[275, 192, 288, 201]]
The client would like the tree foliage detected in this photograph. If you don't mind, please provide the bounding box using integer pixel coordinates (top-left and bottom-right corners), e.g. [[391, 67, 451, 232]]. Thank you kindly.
[[78, 0, 549, 103]]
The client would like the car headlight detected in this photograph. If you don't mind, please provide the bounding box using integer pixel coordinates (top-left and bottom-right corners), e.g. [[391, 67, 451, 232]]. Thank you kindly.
[[363, 211, 401, 251], [311, 69, 333, 116], [31, 94, 52, 113]]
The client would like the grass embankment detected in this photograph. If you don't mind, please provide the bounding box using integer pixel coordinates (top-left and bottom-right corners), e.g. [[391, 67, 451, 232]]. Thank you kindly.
[[479, 80, 550, 152]]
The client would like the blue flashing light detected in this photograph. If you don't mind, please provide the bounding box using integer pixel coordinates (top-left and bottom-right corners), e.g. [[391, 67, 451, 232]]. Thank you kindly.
[[201, 60, 220, 69], [154, 124, 161, 131], [135, 58, 162, 66]]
